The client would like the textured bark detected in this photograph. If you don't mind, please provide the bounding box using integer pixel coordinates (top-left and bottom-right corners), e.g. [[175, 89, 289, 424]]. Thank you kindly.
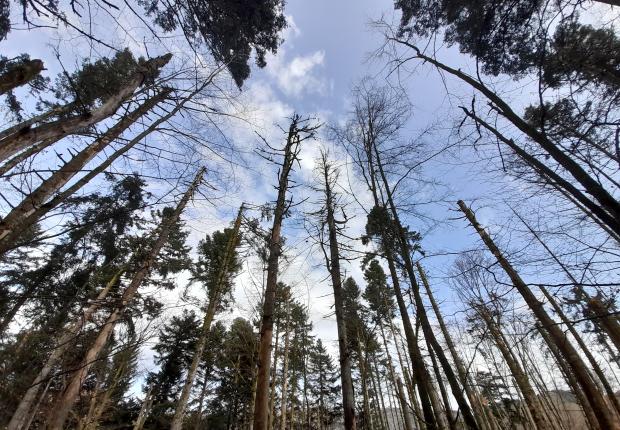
[[372, 143, 478, 429], [279, 310, 292, 430], [132, 387, 153, 430], [320, 155, 357, 429], [0, 54, 171, 163], [397, 44, 620, 235], [253, 117, 312, 430], [379, 321, 414, 430], [0, 59, 44, 95], [478, 305, 554, 430], [459, 200, 619, 430], [418, 264, 499, 430], [45, 168, 204, 429], [268, 314, 281, 430], [170, 206, 244, 430], [7, 268, 124, 430], [0, 88, 172, 254]]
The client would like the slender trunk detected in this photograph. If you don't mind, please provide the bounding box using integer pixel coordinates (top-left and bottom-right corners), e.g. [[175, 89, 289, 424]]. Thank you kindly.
[[357, 332, 373, 430], [268, 316, 281, 430], [7, 268, 124, 430], [417, 264, 498, 430], [371, 144, 477, 429], [171, 206, 244, 430], [194, 373, 210, 430], [0, 59, 44, 95], [0, 54, 171, 163], [540, 286, 620, 417], [279, 311, 292, 430], [45, 168, 204, 429], [0, 88, 171, 254], [458, 200, 619, 430], [402, 44, 620, 234], [253, 118, 305, 430], [320, 154, 357, 429], [537, 325, 600, 430], [133, 387, 153, 430], [478, 305, 553, 430], [380, 321, 413, 430], [428, 347, 456, 430]]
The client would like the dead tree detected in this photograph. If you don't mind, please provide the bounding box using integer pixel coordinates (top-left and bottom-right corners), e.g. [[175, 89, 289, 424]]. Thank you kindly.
[[458, 199, 620, 430], [252, 115, 319, 430], [0, 53, 171, 163], [315, 151, 357, 429]]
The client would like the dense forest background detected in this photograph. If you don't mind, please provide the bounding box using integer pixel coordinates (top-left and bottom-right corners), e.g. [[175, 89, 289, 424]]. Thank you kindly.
[[0, 0, 619, 429]]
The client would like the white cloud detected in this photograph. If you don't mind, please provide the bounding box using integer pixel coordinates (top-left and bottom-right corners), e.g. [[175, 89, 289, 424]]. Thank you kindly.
[[268, 50, 328, 98]]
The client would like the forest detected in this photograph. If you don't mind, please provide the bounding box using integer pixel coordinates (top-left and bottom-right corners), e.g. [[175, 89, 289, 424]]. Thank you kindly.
[[0, 0, 619, 429]]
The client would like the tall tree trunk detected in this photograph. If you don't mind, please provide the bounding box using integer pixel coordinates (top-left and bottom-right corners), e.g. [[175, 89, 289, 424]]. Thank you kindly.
[[540, 286, 620, 417], [417, 264, 498, 430], [458, 199, 619, 430], [0, 88, 171, 254], [0, 54, 171, 163], [194, 372, 210, 430], [399, 43, 620, 236], [7, 268, 124, 430], [371, 142, 478, 429], [356, 331, 374, 430], [379, 321, 414, 430], [279, 310, 292, 430], [45, 168, 204, 429], [477, 304, 554, 430], [268, 314, 281, 430], [171, 205, 244, 430], [428, 347, 457, 430], [253, 116, 310, 430], [0, 59, 44, 95], [132, 387, 153, 430], [319, 153, 357, 429]]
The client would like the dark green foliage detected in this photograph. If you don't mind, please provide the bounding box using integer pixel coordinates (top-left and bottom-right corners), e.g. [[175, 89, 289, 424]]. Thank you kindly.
[[395, 0, 543, 76], [542, 22, 620, 95], [363, 205, 421, 261], [138, 0, 287, 87], [192, 228, 242, 306], [145, 310, 201, 428], [307, 339, 341, 426], [362, 259, 395, 323], [40, 49, 141, 115]]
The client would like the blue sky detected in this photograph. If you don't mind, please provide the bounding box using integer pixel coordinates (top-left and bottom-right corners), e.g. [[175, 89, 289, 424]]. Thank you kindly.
[[5, 0, 617, 385]]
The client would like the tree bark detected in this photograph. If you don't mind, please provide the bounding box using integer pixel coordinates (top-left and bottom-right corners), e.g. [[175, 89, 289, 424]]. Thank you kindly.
[[7, 267, 124, 430], [320, 153, 357, 429], [0, 54, 171, 163], [171, 205, 244, 430], [458, 199, 619, 430], [0, 88, 172, 254], [0, 59, 44, 95], [253, 116, 312, 430], [279, 309, 292, 430], [44, 168, 204, 429]]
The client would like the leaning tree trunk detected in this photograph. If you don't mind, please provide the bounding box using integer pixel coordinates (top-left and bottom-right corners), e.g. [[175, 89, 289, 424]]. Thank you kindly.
[[45, 168, 204, 430], [170, 205, 244, 430], [321, 156, 357, 430], [417, 263, 499, 430], [0, 54, 171, 163], [7, 268, 125, 430], [477, 304, 554, 430], [458, 199, 620, 430], [372, 142, 479, 429], [0, 88, 172, 254], [0, 58, 44, 95]]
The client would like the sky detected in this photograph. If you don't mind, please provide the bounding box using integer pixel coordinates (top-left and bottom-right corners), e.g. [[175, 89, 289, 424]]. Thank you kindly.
[[4, 0, 617, 390]]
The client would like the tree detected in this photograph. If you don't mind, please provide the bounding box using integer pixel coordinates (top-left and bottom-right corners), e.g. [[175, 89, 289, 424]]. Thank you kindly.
[[171, 207, 244, 429], [145, 311, 201, 428], [253, 115, 320, 430]]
